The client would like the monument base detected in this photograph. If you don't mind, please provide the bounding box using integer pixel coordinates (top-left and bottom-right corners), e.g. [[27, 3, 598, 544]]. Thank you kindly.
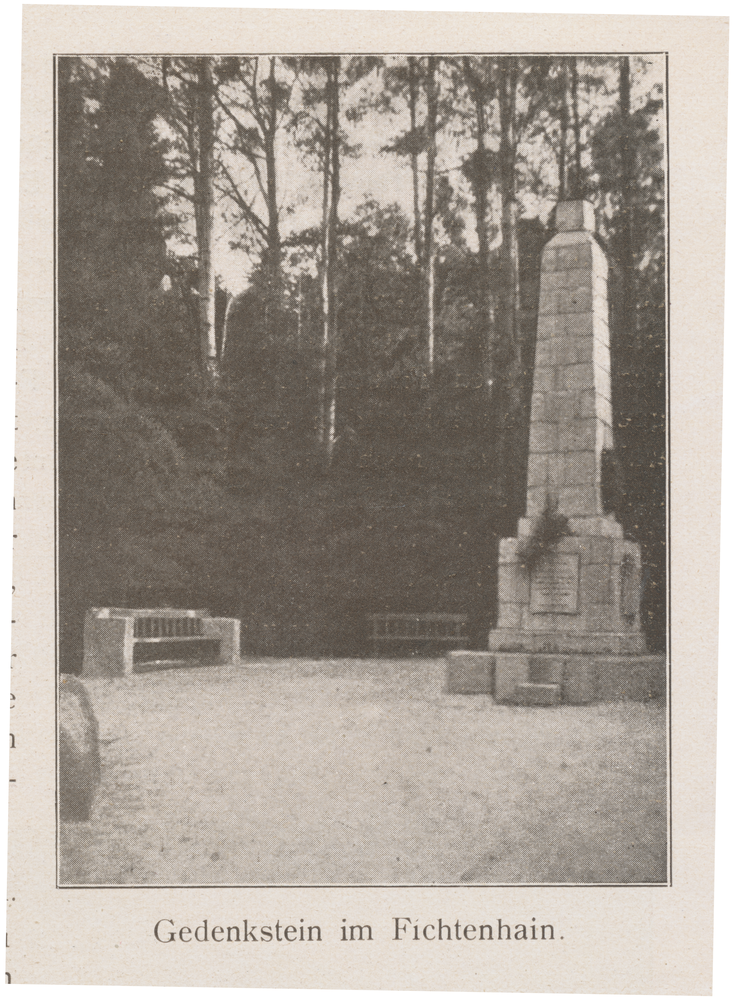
[[487, 629, 647, 655], [445, 650, 665, 705]]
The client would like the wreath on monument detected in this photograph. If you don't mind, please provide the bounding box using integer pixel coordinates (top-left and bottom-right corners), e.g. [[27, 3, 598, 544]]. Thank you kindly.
[[517, 494, 572, 570]]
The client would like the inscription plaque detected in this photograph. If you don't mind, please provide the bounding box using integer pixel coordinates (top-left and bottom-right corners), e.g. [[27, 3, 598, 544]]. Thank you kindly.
[[530, 554, 580, 614]]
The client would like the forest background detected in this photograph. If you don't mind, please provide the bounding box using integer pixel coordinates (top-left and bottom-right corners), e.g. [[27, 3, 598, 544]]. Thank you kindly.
[[57, 53, 665, 671]]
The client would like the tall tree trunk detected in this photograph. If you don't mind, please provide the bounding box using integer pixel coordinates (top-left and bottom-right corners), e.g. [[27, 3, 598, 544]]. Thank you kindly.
[[407, 56, 423, 262], [558, 59, 569, 200], [569, 57, 583, 198], [194, 57, 218, 383], [494, 57, 524, 533], [619, 56, 636, 348], [318, 58, 341, 465], [263, 57, 281, 325], [424, 56, 438, 378], [463, 56, 492, 384]]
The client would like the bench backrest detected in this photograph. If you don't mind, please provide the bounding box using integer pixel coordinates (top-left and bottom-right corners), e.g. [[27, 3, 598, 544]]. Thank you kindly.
[[87, 608, 211, 639], [90, 607, 209, 619]]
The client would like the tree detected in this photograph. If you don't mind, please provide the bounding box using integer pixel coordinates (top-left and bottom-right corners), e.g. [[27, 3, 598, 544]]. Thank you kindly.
[[195, 58, 219, 382], [491, 56, 526, 532], [215, 57, 295, 327], [57, 57, 190, 391], [460, 56, 494, 383], [159, 57, 221, 382], [319, 57, 341, 463], [424, 57, 439, 377]]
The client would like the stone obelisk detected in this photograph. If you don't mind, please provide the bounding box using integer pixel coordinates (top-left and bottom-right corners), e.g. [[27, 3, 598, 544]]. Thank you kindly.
[[447, 201, 664, 704]]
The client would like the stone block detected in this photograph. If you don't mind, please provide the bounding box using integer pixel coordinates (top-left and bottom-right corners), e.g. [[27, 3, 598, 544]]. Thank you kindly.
[[599, 420, 614, 452], [585, 603, 617, 631], [594, 656, 666, 701], [555, 362, 596, 393], [513, 683, 562, 706], [547, 452, 567, 488], [558, 419, 597, 452], [562, 312, 601, 338], [496, 602, 523, 629], [593, 336, 610, 372], [613, 539, 642, 566], [540, 268, 593, 293], [535, 314, 561, 340], [82, 617, 131, 678], [540, 285, 594, 316], [529, 655, 565, 683], [528, 422, 558, 454], [445, 651, 494, 695], [203, 617, 241, 664], [581, 562, 612, 604], [487, 627, 647, 657], [538, 391, 575, 424], [498, 537, 521, 563], [562, 656, 596, 703], [582, 536, 614, 564], [494, 653, 531, 702], [572, 388, 597, 420], [563, 450, 597, 486], [568, 337, 596, 366], [541, 336, 597, 369], [557, 484, 600, 518], [542, 239, 594, 272], [536, 312, 610, 344], [532, 366, 556, 393], [527, 453, 548, 487], [524, 606, 570, 631], [498, 564, 530, 604], [567, 517, 622, 538], [534, 337, 560, 368], [526, 486, 550, 518], [529, 392, 547, 422], [555, 200, 596, 232], [595, 363, 612, 402]]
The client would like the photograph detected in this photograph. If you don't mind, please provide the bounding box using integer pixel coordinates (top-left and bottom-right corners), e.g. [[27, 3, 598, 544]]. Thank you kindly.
[[56, 50, 668, 888]]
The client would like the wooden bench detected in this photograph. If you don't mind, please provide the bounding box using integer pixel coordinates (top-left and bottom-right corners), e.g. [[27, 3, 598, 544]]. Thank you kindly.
[[367, 612, 469, 656], [81, 607, 240, 678]]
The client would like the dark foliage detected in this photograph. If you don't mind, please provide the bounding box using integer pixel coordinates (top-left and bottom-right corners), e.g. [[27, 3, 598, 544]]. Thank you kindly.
[[517, 496, 572, 569]]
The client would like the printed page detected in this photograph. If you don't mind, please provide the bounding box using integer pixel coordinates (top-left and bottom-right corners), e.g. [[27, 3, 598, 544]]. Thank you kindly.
[[8, 5, 727, 992]]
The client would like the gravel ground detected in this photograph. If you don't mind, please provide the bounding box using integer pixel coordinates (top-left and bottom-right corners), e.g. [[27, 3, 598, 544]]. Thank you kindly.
[[60, 658, 667, 885]]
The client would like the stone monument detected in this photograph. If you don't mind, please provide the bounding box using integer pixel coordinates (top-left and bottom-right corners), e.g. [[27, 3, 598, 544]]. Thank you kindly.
[[447, 200, 665, 704]]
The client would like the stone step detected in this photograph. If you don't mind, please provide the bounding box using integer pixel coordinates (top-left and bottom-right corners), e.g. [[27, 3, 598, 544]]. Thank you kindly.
[[513, 682, 562, 707]]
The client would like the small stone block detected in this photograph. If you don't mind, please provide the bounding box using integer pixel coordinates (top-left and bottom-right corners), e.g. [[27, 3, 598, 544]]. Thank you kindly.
[[555, 200, 595, 232], [498, 564, 530, 604], [555, 362, 596, 393], [530, 655, 565, 683], [445, 651, 494, 695], [542, 240, 594, 273], [513, 683, 562, 706], [563, 656, 596, 703], [498, 537, 521, 563], [496, 602, 523, 629], [595, 656, 666, 701], [494, 653, 530, 702], [528, 422, 558, 453]]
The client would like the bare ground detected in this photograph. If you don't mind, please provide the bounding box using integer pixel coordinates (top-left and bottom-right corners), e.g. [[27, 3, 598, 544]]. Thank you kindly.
[[60, 658, 667, 886]]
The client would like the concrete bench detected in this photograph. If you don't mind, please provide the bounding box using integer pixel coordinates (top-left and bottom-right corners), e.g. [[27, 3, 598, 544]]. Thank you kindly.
[[81, 607, 240, 678], [367, 612, 469, 656]]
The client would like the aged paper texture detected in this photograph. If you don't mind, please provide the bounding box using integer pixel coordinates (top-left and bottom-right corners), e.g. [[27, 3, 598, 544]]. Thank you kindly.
[[8, 5, 727, 992]]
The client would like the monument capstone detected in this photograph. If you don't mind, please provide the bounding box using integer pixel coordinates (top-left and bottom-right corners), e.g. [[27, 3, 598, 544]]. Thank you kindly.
[[447, 200, 665, 704]]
